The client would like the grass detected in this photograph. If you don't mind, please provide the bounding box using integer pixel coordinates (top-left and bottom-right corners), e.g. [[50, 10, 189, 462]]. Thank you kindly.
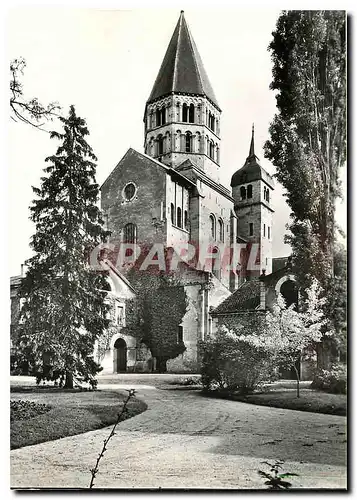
[[10, 385, 147, 450], [204, 388, 346, 416]]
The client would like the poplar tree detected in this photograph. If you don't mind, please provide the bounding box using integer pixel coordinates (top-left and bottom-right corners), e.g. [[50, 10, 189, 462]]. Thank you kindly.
[[16, 105, 110, 388], [265, 10, 346, 290], [264, 11, 346, 366]]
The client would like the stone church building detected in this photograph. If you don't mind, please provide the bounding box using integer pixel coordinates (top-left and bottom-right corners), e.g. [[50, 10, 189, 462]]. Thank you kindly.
[[10, 11, 300, 376], [93, 11, 298, 375]]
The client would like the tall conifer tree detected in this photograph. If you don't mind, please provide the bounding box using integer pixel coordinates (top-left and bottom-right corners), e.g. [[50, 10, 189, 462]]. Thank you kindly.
[[16, 106, 110, 387]]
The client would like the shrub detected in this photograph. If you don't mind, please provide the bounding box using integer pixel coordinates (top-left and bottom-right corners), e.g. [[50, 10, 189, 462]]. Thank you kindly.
[[311, 363, 347, 394], [199, 329, 276, 395]]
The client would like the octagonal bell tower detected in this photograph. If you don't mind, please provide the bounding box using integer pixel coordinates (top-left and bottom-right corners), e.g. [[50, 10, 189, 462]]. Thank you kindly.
[[231, 126, 275, 278], [144, 11, 221, 183]]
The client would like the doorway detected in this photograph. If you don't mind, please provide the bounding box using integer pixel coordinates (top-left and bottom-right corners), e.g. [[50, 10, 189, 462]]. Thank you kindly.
[[114, 338, 127, 373]]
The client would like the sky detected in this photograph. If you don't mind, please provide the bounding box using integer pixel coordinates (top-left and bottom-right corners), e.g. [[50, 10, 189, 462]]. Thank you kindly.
[[7, 7, 347, 277]]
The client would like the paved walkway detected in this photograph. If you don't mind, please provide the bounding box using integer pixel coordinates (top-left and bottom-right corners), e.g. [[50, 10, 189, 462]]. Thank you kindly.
[[10, 378, 347, 489]]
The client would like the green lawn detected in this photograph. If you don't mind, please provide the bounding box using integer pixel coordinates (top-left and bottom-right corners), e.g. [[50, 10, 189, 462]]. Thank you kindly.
[[205, 388, 346, 416], [10, 386, 147, 450]]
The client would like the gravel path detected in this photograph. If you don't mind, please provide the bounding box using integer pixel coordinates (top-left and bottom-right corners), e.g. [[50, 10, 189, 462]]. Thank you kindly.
[[11, 381, 347, 490]]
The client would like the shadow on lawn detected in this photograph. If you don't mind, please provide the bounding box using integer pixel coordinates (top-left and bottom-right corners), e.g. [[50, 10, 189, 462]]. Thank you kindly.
[[10, 385, 147, 450]]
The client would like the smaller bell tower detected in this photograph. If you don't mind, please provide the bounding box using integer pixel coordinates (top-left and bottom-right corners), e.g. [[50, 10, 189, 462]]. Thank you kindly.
[[231, 126, 274, 278]]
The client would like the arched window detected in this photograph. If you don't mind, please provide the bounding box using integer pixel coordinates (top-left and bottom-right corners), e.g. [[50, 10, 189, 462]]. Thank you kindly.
[[209, 140, 214, 159], [156, 109, 161, 127], [263, 186, 266, 200], [185, 132, 192, 152], [157, 135, 164, 156], [189, 103, 195, 123], [171, 203, 175, 225], [208, 112, 215, 132], [182, 103, 188, 122], [184, 210, 188, 230], [211, 246, 221, 279], [217, 146, 220, 163], [123, 223, 137, 244], [209, 214, 216, 240], [266, 189, 270, 203], [247, 185, 253, 199], [218, 219, 224, 242], [161, 108, 166, 125], [240, 186, 246, 200], [177, 207, 182, 228]]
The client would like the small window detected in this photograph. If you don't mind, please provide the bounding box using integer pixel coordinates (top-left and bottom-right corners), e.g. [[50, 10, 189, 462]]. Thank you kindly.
[[209, 140, 214, 159], [189, 104, 195, 123], [177, 207, 182, 228], [263, 186, 266, 200], [268, 226, 271, 239], [184, 210, 188, 230], [249, 223, 254, 236], [218, 219, 224, 242], [171, 203, 175, 225], [210, 214, 216, 239], [178, 325, 183, 343], [266, 189, 270, 203], [240, 186, 246, 200], [161, 108, 166, 125], [157, 135, 164, 156], [182, 103, 188, 122], [124, 183, 136, 201], [156, 109, 161, 127], [123, 223, 137, 244], [247, 185, 253, 198], [263, 224, 266, 237], [185, 132, 192, 153]]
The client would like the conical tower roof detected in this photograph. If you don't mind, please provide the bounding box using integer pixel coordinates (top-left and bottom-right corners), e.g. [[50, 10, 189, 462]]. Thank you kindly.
[[231, 125, 274, 188], [147, 11, 219, 109]]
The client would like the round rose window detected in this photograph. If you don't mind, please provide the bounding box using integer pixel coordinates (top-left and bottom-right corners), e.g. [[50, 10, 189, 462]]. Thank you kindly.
[[124, 182, 136, 201]]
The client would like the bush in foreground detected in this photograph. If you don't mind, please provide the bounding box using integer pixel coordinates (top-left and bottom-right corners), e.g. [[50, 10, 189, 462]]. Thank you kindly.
[[199, 328, 276, 395], [311, 363, 347, 394]]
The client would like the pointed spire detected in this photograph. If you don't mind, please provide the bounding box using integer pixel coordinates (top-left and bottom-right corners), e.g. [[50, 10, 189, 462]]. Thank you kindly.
[[246, 123, 259, 163], [249, 123, 255, 158], [147, 11, 219, 108]]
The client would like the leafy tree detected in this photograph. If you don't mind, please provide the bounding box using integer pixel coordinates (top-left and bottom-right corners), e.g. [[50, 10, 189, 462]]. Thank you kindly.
[[15, 105, 111, 388], [123, 270, 188, 373], [232, 279, 328, 397], [10, 57, 60, 129]]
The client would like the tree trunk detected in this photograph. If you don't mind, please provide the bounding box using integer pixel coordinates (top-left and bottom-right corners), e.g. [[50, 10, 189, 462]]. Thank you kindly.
[[64, 371, 74, 389], [156, 357, 167, 373], [293, 364, 300, 398]]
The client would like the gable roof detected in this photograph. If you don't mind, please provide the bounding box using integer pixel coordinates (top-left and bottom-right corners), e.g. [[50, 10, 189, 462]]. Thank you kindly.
[[147, 11, 219, 109], [212, 279, 261, 315], [101, 148, 197, 191]]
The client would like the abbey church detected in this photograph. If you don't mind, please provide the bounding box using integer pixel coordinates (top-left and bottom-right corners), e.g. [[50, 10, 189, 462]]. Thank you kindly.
[[11, 11, 299, 376], [93, 11, 298, 374]]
